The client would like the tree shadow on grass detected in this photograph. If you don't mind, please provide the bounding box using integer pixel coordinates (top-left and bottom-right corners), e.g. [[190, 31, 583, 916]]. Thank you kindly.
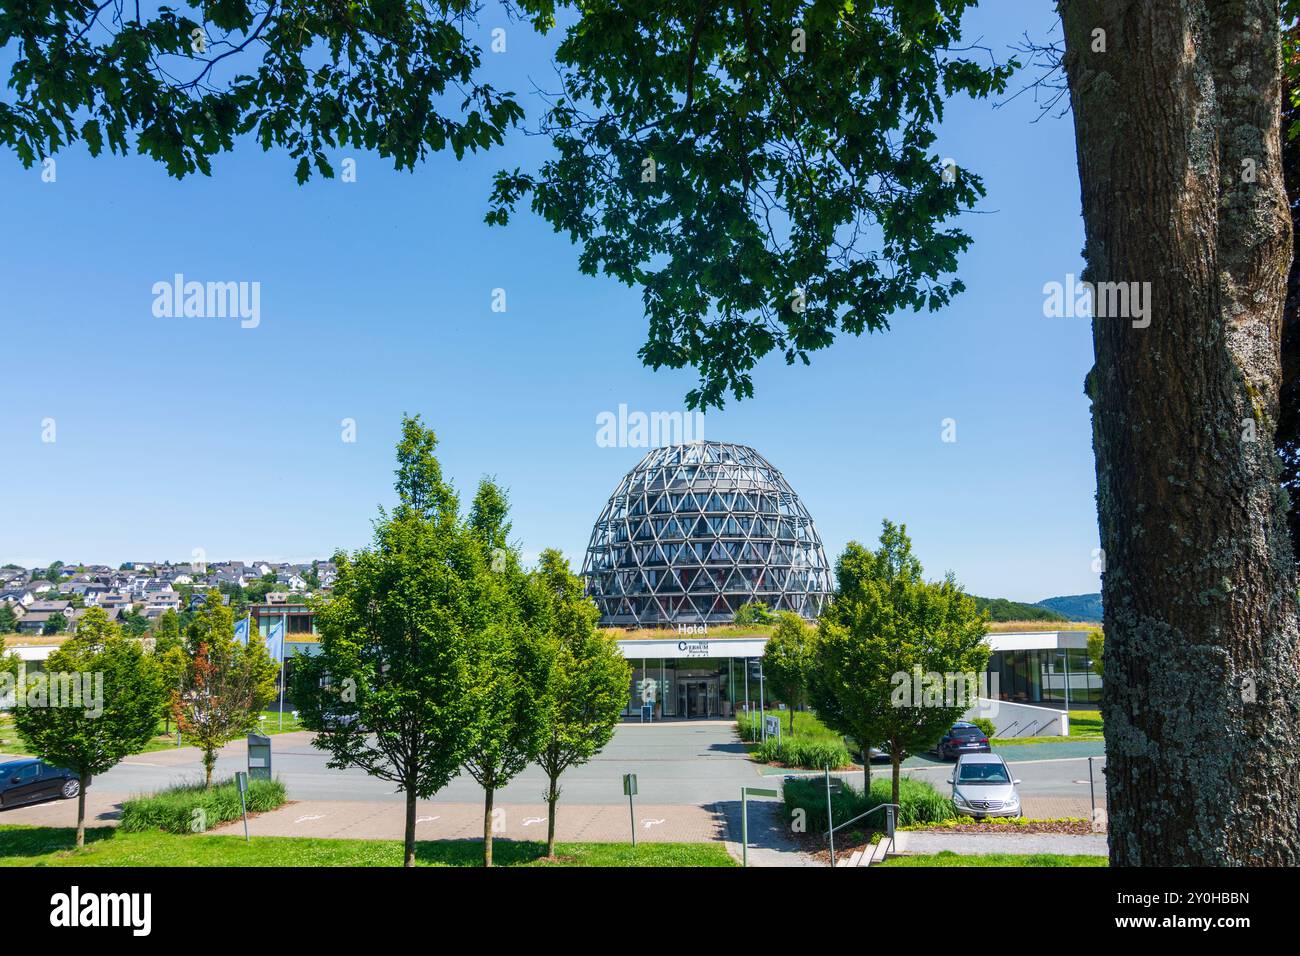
[[412, 838, 549, 867], [0, 825, 116, 858]]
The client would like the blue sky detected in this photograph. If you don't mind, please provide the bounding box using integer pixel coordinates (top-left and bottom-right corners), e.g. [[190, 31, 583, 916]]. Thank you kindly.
[[0, 3, 1098, 602]]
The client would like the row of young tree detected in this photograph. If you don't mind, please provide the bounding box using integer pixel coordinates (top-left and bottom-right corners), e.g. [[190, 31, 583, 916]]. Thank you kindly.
[[291, 415, 632, 867], [3, 596, 278, 847], [2, 418, 634, 866], [762, 520, 990, 808]]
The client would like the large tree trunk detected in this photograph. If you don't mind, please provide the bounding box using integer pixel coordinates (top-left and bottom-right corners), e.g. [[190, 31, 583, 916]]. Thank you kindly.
[[1278, 34, 1300, 565], [404, 791, 416, 868], [1061, 0, 1300, 864]]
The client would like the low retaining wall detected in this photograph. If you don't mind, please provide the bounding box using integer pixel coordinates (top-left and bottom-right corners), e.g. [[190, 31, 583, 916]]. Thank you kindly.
[[963, 698, 1069, 738]]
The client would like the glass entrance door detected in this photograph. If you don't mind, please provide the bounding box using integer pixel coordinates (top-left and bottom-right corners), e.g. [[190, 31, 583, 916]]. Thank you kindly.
[[676, 679, 716, 718]]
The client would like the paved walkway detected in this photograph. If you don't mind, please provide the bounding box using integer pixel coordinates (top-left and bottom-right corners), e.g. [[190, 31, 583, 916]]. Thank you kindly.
[[720, 798, 819, 867], [896, 830, 1108, 856], [994, 740, 1106, 761], [0, 792, 122, 829], [1020, 795, 1104, 819], [207, 799, 725, 843]]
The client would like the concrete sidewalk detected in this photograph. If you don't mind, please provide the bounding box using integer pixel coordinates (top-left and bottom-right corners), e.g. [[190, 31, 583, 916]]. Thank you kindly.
[[0, 791, 122, 829], [719, 798, 819, 867], [895, 830, 1108, 856], [1020, 795, 1104, 819], [206, 799, 726, 843]]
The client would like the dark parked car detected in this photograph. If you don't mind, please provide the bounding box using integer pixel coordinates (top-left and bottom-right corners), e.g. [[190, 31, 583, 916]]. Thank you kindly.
[[935, 722, 991, 760], [0, 759, 86, 809]]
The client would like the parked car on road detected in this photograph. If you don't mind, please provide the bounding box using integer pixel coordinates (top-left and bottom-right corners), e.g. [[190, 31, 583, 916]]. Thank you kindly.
[[935, 721, 991, 760], [0, 759, 86, 809], [948, 753, 1021, 818], [866, 745, 893, 764]]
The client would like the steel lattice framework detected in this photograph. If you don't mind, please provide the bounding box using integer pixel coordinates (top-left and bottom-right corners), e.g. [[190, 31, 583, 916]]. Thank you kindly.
[[583, 441, 833, 627]]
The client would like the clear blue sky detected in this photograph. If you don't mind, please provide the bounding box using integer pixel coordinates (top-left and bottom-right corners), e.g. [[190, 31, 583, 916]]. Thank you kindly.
[[0, 3, 1098, 603]]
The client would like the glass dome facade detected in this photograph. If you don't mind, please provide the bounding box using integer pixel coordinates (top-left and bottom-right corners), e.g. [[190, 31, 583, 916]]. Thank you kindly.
[[583, 441, 832, 627]]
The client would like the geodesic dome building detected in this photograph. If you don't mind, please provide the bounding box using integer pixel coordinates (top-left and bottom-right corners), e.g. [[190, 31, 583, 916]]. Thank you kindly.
[[583, 441, 833, 627]]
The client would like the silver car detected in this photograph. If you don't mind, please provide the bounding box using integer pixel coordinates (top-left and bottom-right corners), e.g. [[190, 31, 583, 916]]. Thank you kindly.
[[948, 753, 1021, 818]]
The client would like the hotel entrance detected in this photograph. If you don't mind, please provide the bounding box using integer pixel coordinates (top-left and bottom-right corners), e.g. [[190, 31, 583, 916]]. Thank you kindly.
[[677, 677, 719, 718], [618, 637, 770, 720]]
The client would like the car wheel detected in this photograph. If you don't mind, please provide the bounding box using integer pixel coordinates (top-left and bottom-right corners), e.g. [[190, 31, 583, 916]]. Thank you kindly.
[[60, 779, 80, 800]]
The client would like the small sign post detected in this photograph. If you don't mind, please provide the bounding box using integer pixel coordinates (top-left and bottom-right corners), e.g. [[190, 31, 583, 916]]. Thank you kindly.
[[235, 771, 250, 843], [824, 767, 843, 867], [247, 732, 272, 781], [623, 773, 638, 847], [740, 786, 779, 867], [764, 715, 781, 744]]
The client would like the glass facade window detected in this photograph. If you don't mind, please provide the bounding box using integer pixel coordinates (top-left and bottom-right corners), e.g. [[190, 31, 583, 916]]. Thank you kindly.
[[623, 656, 759, 719], [988, 648, 1101, 706]]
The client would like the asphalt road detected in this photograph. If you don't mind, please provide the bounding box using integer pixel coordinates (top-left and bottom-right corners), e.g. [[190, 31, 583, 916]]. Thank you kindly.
[[0, 722, 1103, 810]]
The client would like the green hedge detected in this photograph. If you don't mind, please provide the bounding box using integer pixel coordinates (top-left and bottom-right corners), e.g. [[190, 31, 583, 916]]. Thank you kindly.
[[753, 737, 853, 770], [783, 775, 956, 834], [120, 777, 287, 835]]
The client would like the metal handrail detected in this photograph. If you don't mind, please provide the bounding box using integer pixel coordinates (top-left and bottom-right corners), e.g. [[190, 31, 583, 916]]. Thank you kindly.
[[828, 801, 899, 835], [826, 802, 899, 867]]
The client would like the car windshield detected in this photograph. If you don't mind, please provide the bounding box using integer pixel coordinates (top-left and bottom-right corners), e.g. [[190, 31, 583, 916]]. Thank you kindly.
[[952, 727, 982, 737], [957, 763, 1010, 784]]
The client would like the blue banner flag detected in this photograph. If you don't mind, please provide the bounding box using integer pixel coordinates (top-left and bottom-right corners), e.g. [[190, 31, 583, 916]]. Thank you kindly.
[[233, 617, 250, 646], [265, 618, 285, 662]]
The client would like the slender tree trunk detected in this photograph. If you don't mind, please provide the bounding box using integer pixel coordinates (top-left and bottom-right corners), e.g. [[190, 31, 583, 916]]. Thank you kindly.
[[75, 774, 88, 848], [203, 748, 215, 789], [788, 706, 795, 735], [483, 786, 495, 867], [404, 791, 416, 868], [546, 772, 560, 859], [890, 749, 900, 810], [1061, 0, 1300, 864]]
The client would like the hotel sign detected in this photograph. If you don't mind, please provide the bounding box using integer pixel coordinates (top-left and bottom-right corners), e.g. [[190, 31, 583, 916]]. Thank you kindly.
[[614, 635, 769, 660]]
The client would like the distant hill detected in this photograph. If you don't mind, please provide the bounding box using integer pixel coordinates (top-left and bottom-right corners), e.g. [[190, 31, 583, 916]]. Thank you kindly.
[[972, 596, 1068, 623], [1035, 593, 1103, 623]]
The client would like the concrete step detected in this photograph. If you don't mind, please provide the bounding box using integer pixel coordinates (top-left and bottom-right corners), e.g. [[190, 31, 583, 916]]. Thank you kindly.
[[836, 848, 866, 867]]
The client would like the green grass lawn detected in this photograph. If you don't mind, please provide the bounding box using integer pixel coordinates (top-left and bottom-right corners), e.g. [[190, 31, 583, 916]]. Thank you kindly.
[[736, 708, 845, 745], [876, 851, 1106, 867], [0, 825, 735, 867], [1, 710, 305, 756], [993, 709, 1103, 746]]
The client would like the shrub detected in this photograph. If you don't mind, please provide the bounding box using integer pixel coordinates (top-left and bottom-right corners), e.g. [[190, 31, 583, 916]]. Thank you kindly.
[[782, 775, 956, 835], [971, 717, 995, 738], [733, 601, 777, 627], [754, 737, 852, 770], [120, 776, 287, 834]]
